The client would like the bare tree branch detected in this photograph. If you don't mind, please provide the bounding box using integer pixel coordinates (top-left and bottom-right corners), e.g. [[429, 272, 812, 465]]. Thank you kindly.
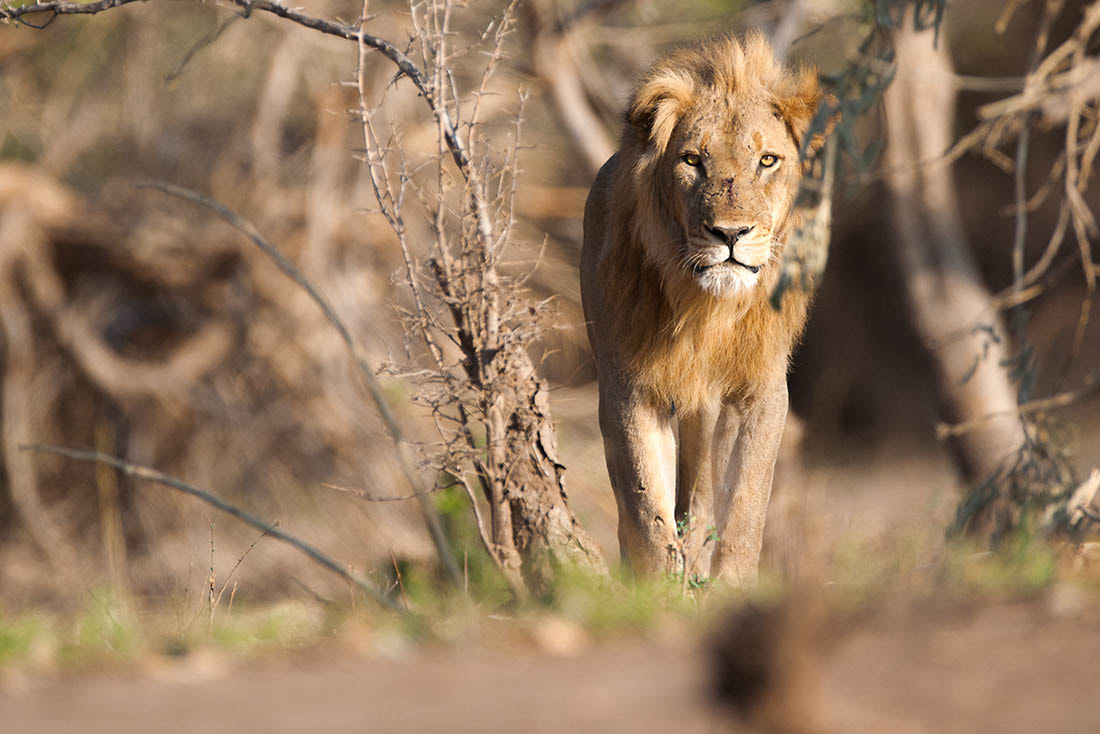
[[166, 13, 241, 82], [0, 0, 143, 25], [937, 379, 1100, 440], [20, 442, 404, 613]]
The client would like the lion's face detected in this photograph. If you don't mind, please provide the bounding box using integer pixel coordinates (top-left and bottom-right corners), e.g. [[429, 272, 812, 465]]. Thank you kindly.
[[655, 99, 805, 297], [623, 35, 822, 300], [662, 101, 802, 297]]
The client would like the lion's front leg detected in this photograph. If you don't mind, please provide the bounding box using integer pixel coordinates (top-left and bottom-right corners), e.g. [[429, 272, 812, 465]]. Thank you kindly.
[[675, 401, 720, 580], [710, 381, 788, 588], [598, 376, 679, 576]]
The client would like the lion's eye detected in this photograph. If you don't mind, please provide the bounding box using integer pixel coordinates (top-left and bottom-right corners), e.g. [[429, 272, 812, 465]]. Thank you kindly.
[[759, 153, 779, 168], [682, 153, 702, 167]]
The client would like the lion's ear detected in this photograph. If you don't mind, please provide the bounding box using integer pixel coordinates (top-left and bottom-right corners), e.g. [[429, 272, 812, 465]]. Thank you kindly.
[[627, 70, 695, 154], [774, 66, 833, 157]]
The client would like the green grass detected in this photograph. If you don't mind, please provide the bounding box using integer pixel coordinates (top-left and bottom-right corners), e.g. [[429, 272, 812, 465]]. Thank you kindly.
[[56, 591, 139, 668], [207, 601, 329, 651], [939, 526, 1059, 595], [0, 614, 44, 665]]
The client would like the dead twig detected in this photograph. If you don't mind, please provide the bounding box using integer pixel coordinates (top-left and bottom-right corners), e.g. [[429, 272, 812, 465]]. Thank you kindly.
[[166, 13, 241, 82], [1010, 0, 1064, 342], [936, 378, 1100, 439], [213, 524, 274, 609], [0, 0, 142, 27], [321, 480, 446, 503]]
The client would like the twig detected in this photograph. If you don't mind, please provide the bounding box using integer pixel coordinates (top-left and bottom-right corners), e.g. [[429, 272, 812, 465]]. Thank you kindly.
[[1009, 0, 1062, 341], [1077, 504, 1100, 524], [995, 0, 1024, 33], [388, 547, 409, 611], [456, 473, 495, 573], [321, 480, 445, 503], [936, 379, 1100, 439], [1010, 125, 1031, 336], [0, 0, 143, 25], [138, 180, 461, 587], [21, 443, 404, 613], [213, 524, 274, 608], [208, 522, 216, 635], [166, 13, 241, 82]]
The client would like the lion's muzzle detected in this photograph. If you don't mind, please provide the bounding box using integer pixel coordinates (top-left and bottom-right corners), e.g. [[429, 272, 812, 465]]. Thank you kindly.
[[703, 225, 762, 273]]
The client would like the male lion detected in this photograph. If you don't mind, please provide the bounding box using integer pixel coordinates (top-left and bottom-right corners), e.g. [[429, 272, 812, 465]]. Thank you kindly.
[[581, 34, 824, 585]]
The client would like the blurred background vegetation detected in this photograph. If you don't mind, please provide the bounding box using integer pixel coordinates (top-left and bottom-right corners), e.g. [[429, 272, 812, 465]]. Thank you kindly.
[[0, 0, 1098, 618]]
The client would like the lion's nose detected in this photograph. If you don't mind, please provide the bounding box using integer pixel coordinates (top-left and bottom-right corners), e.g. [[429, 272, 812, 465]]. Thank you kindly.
[[707, 224, 754, 244]]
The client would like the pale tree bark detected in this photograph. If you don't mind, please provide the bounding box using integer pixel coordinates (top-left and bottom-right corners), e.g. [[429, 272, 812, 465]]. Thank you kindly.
[[884, 20, 1027, 514]]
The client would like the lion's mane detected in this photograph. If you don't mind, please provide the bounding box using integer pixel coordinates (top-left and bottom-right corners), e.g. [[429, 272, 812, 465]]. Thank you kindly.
[[596, 33, 821, 413]]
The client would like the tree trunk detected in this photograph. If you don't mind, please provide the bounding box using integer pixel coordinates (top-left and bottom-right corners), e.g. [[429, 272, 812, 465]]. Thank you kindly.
[[884, 19, 1027, 533], [499, 347, 605, 595]]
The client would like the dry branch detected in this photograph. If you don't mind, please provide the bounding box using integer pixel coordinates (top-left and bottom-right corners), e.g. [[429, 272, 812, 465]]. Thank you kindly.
[[937, 378, 1100, 440], [21, 442, 404, 612], [355, 0, 605, 596]]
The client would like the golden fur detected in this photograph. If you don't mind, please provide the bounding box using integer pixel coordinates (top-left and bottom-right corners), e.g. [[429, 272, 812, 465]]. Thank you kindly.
[[602, 33, 820, 414], [581, 33, 825, 580]]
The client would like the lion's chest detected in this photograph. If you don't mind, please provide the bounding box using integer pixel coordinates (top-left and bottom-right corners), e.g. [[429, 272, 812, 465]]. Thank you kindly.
[[633, 296, 797, 414]]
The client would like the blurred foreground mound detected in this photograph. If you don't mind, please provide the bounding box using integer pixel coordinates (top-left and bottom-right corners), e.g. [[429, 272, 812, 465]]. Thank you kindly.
[[712, 585, 1100, 733]]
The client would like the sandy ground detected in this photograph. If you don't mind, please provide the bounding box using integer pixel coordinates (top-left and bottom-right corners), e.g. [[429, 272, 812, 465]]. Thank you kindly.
[[4, 591, 1100, 733], [820, 593, 1100, 733], [2, 638, 728, 734]]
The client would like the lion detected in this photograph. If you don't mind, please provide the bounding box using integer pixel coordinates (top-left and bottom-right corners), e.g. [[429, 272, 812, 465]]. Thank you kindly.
[[581, 33, 825, 586]]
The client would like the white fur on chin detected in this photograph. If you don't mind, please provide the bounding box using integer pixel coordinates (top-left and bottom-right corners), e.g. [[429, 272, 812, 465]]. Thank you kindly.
[[695, 264, 759, 297]]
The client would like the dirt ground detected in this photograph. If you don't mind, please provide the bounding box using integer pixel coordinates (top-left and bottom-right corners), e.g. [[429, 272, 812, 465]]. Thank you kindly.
[[817, 592, 1100, 733], [3, 590, 1100, 733]]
